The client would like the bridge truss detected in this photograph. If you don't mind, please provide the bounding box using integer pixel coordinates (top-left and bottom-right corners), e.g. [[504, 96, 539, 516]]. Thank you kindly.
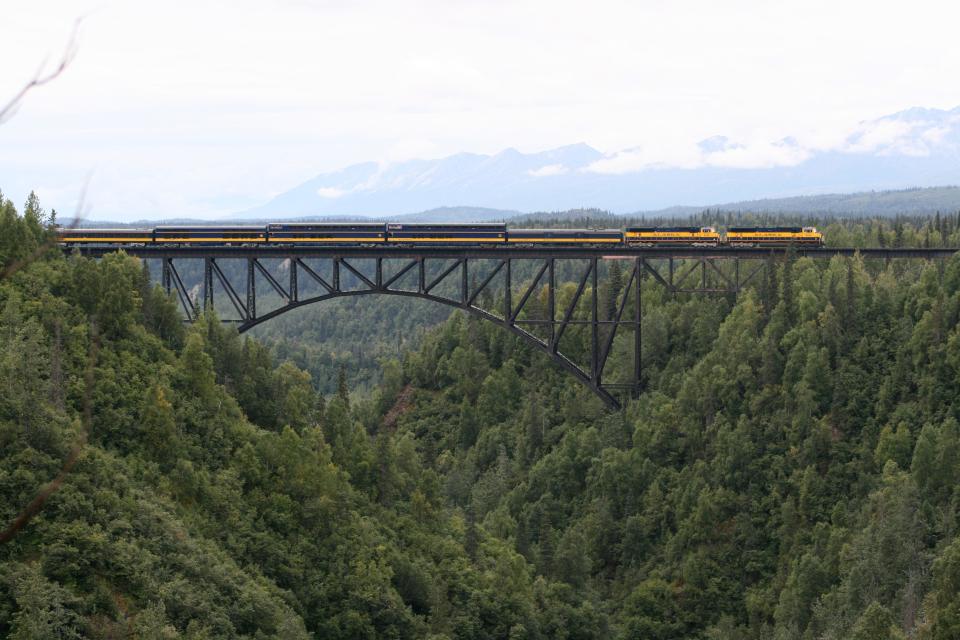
[[70, 246, 956, 409]]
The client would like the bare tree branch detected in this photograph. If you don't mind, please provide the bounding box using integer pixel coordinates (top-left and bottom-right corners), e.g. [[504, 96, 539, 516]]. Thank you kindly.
[[0, 17, 96, 545], [0, 18, 82, 125]]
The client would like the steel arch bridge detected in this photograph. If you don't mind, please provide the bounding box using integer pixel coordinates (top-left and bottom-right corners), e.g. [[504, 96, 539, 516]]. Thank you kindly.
[[69, 245, 957, 409]]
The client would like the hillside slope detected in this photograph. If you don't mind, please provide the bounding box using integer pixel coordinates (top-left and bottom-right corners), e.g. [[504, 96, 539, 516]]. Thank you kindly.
[[642, 186, 960, 218], [4, 192, 960, 638], [0, 195, 601, 638], [385, 248, 960, 639]]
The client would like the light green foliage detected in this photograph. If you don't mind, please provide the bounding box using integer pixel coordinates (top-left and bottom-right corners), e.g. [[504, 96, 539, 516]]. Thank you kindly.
[[875, 422, 913, 469], [928, 536, 960, 638], [849, 602, 906, 640], [5, 562, 83, 639]]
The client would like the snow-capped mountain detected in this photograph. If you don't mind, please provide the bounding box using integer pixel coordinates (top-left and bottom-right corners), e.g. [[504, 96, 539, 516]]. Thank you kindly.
[[237, 106, 960, 219]]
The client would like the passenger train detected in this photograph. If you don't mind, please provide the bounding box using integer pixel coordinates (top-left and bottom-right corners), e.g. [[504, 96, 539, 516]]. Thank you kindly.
[[58, 223, 824, 248]]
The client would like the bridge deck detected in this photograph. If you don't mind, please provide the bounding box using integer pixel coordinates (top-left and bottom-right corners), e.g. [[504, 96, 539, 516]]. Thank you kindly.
[[64, 245, 959, 260]]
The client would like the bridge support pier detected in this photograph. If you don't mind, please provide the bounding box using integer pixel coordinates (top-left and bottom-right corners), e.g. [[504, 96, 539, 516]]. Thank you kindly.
[[203, 258, 213, 311], [161, 258, 171, 294], [635, 256, 642, 398], [247, 258, 256, 321], [289, 258, 298, 303]]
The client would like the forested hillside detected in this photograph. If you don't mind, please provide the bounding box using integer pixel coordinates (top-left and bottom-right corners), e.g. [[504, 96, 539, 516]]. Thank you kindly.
[[638, 186, 960, 219], [3, 191, 960, 638], [248, 296, 449, 395], [388, 251, 960, 639]]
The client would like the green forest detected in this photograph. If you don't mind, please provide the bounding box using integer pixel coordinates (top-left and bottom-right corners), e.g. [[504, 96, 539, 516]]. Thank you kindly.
[[4, 191, 960, 639]]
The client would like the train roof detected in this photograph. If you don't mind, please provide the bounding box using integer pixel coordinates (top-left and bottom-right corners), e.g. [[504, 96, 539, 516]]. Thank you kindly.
[[509, 228, 622, 234], [728, 226, 805, 232], [267, 222, 384, 228], [386, 222, 506, 228], [626, 226, 706, 232], [154, 225, 265, 230], [60, 227, 153, 233]]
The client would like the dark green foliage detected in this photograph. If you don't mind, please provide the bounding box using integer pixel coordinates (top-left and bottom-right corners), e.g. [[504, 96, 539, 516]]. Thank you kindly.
[[6, 196, 960, 637], [372, 236, 960, 637]]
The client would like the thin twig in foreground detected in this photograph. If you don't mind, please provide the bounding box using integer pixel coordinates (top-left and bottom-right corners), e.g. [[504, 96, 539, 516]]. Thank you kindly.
[[0, 19, 81, 125]]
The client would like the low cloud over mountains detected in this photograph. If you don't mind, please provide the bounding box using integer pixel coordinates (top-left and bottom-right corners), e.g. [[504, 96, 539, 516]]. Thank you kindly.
[[238, 106, 960, 218]]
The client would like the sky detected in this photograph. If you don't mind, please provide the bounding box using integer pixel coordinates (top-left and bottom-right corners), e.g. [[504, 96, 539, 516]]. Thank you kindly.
[[3, 0, 960, 221]]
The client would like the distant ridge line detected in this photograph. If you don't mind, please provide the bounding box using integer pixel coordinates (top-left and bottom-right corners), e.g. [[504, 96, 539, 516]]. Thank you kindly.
[[62, 186, 960, 228]]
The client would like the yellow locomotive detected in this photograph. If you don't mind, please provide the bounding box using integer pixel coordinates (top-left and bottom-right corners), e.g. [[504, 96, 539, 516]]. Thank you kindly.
[[725, 226, 823, 247]]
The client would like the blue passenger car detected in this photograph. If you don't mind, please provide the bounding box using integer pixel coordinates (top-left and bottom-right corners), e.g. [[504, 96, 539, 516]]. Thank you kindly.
[[386, 223, 506, 244], [267, 223, 386, 244], [506, 229, 622, 244]]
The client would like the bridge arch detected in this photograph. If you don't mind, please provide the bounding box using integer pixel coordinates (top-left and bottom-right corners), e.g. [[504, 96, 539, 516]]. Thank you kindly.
[[238, 286, 622, 407], [156, 252, 650, 409]]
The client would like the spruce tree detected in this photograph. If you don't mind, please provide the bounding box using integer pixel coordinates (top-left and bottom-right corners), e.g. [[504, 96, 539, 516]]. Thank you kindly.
[[781, 252, 795, 324], [337, 364, 349, 406], [604, 260, 624, 321]]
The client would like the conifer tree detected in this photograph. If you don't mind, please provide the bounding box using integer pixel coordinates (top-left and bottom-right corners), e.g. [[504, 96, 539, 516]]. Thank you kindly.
[[781, 252, 795, 323], [458, 399, 479, 449], [337, 364, 349, 406], [141, 384, 178, 466], [604, 260, 624, 321]]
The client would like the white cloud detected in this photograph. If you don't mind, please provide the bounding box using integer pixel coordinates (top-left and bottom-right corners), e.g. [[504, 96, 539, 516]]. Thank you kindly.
[[583, 151, 652, 175], [316, 187, 346, 198], [843, 120, 917, 154], [527, 164, 567, 177], [704, 141, 811, 169], [585, 143, 704, 174], [922, 126, 951, 144], [585, 138, 811, 174], [835, 110, 960, 158], [4, 0, 960, 219]]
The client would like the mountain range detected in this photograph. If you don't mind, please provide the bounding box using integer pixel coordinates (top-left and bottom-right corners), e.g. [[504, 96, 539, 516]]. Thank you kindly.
[[236, 106, 960, 219]]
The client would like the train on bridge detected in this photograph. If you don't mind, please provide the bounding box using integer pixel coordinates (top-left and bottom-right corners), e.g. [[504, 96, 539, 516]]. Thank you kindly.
[[58, 223, 824, 248]]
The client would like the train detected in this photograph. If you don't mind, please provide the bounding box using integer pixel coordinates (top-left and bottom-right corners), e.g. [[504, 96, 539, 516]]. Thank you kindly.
[[58, 222, 824, 248]]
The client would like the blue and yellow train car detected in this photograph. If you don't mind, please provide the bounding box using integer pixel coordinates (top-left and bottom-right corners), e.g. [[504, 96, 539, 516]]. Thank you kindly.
[[386, 223, 506, 244], [506, 229, 622, 244], [59, 228, 155, 245], [267, 222, 386, 243]]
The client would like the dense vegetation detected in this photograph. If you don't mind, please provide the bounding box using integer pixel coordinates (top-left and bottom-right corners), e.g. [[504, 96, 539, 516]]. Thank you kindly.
[[4, 190, 960, 638], [249, 296, 448, 395]]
